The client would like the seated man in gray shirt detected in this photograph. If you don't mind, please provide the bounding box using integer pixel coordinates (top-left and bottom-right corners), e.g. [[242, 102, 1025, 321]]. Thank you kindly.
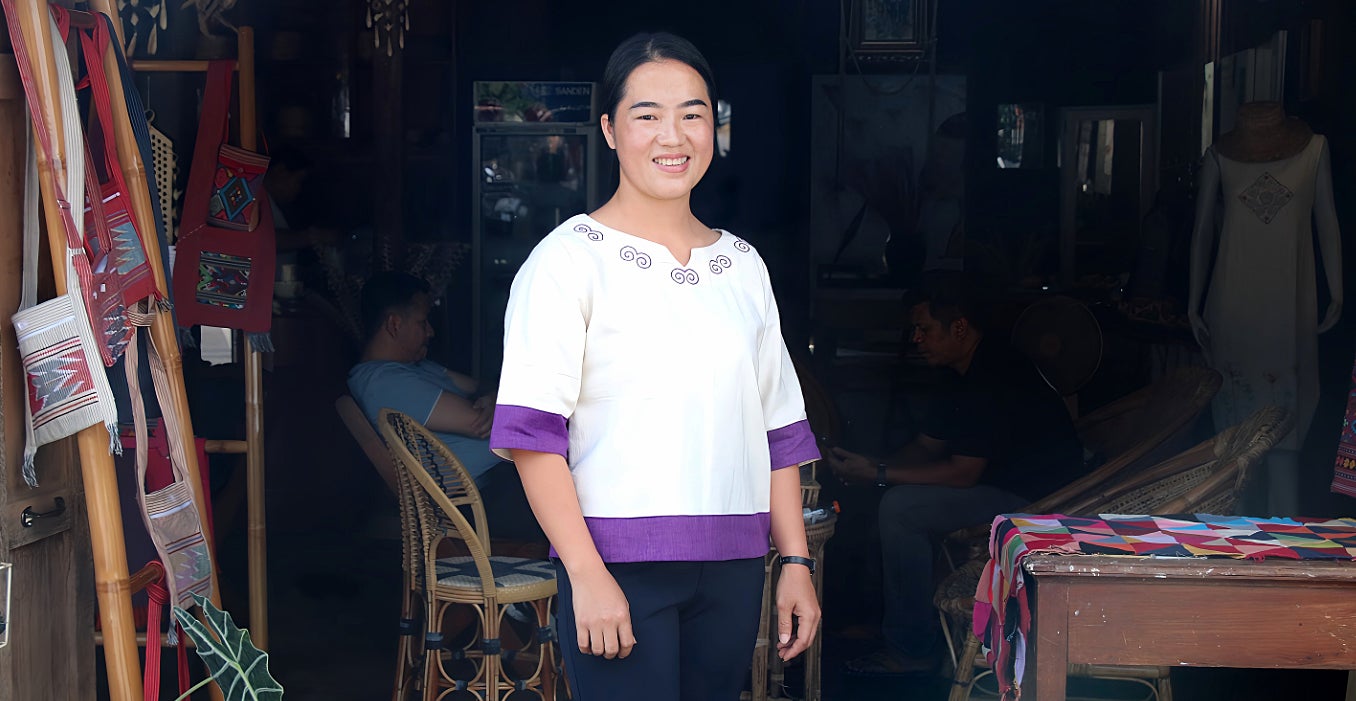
[[348, 272, 543, 544]]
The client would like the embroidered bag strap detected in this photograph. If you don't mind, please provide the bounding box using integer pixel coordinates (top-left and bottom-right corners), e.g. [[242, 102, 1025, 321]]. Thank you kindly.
[[76, 134, 133, 368], [138, 561, 191, 700], [64, 8, 160, 309], [179, 60, 232, 240], [102, 12, 175, 304], [20, 118, 39, 313], [16, 116, 41, 487], [140, 560, 167, 701], [101, 11, 189, 349], [124, 304, 214, 612]]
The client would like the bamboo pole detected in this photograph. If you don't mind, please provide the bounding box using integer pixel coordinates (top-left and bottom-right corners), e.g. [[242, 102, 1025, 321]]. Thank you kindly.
[[83, 2, 225, 628], [236, 26, 270, 650], [205, 439, 248, 454], [130, 59, 235, 72], [5, 2, 142, 700]]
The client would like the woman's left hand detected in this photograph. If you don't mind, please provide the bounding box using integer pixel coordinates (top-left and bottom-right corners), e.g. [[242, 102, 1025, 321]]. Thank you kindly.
[[774, 565, 821, 662]]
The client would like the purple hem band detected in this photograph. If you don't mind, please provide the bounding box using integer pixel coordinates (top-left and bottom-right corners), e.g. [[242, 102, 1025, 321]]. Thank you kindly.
[[547, 513, 772, 562], [490, 405, 568, 459], [768, 419, 820, 470]]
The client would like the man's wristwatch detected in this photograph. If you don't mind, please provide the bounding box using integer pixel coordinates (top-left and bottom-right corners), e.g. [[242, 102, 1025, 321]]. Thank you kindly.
[[779, 555, 816, 575], [876, 462, 888, 488]]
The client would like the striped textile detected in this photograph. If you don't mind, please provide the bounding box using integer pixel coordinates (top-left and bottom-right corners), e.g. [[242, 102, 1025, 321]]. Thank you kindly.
[[1332, 354, 1356, 498], [976, 513, 1356, 699], [435, 556, 556, 590]]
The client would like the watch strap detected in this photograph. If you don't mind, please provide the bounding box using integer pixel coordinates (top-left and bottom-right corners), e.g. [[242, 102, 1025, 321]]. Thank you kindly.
[[779, 555, 816, 575]]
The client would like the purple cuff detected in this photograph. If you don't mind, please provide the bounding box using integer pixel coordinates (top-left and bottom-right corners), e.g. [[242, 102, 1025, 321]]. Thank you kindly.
[[548, 513, 772, 562], [768, 419, 820, 470], [490, 404, 568, 460]]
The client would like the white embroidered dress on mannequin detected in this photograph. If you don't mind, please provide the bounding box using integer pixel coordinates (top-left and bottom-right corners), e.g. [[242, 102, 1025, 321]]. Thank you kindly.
[[1189, 102, 1343, 513]]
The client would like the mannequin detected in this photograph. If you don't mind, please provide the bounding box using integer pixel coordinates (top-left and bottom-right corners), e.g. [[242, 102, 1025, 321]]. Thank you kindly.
[[1188, 102, 1343, 515]]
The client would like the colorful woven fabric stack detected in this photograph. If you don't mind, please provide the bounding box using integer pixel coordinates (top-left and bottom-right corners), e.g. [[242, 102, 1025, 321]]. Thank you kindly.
[[1333, 357, 1356, 498], [973, 513, 1356, 700]]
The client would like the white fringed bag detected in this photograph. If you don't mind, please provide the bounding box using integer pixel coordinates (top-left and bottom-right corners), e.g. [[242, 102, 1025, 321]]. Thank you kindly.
[[11, 16, 122, 486]]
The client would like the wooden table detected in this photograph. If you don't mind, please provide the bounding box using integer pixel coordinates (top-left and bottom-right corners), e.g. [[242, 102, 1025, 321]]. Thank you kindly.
[[1024, 553, 1356, 700]]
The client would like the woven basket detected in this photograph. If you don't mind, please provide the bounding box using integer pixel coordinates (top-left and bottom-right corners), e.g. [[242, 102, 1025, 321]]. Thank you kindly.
[[801, 479, 821, 509]]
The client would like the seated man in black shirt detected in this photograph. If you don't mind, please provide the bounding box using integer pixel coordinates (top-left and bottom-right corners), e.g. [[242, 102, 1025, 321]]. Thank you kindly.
[[826, 277, 1084, 675]]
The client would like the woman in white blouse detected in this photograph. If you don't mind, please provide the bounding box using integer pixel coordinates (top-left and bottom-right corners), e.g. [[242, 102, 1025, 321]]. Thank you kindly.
[[490, 32, 821, 700]]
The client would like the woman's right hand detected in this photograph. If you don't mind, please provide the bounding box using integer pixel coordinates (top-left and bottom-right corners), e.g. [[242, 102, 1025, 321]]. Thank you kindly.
[[569, 565, 636, 659]]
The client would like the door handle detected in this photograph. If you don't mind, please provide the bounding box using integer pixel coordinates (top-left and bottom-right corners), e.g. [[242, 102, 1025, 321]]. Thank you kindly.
[[20, 496, 65, 528]]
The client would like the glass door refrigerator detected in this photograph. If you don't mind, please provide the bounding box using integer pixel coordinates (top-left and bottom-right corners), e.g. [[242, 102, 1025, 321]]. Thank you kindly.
[[472, 81, 605, 381]]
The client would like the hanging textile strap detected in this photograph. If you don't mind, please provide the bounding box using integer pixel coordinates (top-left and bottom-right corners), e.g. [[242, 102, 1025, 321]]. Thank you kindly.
[[61, 6, 160, 309], [6, 4, 123, 483], [101, 12, 176, 308], [88, 9, 192, 349], [76, 137, 134, 368], [139, 561, 193, 701], [142, 561, 166, 700], [124, 304, 214, 616], [48, 6, 134, 369], [179, 60, 232, 240], [16, 120, 40, 488], [20, 119, 38, 322]]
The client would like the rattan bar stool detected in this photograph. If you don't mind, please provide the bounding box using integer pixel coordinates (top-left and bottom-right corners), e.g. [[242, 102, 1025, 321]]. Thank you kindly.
[[381, 410, 560, 701]]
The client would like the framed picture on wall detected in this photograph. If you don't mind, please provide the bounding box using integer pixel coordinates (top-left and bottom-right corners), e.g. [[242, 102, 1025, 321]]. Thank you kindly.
[[849, 0, 927, 54]]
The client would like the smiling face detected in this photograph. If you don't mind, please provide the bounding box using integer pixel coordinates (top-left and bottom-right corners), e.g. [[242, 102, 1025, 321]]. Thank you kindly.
[[601, 59, 714, 205]]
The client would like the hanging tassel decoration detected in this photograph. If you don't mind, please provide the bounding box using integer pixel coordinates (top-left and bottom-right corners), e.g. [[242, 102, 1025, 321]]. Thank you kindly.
[[367, 0, 410, 57], [116, 0, 168, 56]]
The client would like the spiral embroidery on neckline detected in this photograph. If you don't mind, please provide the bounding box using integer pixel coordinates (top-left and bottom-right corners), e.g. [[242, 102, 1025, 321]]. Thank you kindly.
[[709, 255, 733, 274], [670, 268, 700, 285], [619, 245, 652, 269], [575, 223, 604, 241], [733, 237, 751, 252]]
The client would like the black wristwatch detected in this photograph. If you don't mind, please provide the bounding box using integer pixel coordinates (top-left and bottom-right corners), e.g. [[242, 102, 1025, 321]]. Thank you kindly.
[[876, 462, 888, 488], [779, 555, 816, 575]]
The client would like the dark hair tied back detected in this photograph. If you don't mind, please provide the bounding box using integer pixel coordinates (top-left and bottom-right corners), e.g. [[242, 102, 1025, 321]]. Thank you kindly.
[[600, 32, 717, 124]]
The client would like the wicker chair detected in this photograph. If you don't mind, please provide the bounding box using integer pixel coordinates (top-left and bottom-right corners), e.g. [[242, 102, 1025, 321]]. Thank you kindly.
[[337, 394, 401, 497], [1072, 367, 1223, 479], [944, 367, 1223, 567], [936, 405, 1292, 701], [381, 410, 559, 701]]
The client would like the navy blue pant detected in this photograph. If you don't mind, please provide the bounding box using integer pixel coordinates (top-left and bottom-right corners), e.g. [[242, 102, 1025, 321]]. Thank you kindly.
[[555, 558, 765, 701]]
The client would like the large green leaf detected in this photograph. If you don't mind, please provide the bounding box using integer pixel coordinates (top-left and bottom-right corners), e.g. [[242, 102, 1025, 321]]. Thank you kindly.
[[173, 594, 284, 700]]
